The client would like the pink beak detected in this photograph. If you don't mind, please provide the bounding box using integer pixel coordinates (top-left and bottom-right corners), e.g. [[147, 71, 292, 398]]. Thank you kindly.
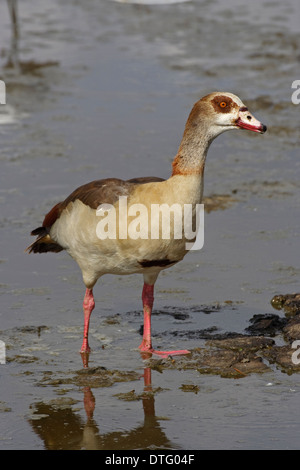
[[236, 107, 267, 134]]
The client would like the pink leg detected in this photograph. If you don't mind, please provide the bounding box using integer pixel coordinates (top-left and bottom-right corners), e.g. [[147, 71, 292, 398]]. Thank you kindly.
[[138, 283, 190, 358], [80, 288, 95, 354], [139, 283, 154, 352]]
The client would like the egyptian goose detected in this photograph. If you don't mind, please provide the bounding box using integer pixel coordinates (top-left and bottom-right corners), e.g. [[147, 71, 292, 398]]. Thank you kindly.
[[26, 92, 266, 357]]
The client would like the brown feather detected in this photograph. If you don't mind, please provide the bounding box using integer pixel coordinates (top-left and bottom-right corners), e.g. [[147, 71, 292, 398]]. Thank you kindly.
[[27, 176, 166, 254], [42, 202, 63, 228], [60, 177, 165, 211]]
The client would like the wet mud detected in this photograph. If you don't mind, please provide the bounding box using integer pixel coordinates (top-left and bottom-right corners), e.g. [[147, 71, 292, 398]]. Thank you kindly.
[[143, 293, 300, 378], [203, 194, 237, 213], [2, 293, 299, 450], [2, 294, 300, 449]]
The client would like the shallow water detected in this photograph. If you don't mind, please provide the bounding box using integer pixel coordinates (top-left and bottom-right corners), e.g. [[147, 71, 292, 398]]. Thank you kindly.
[[0, 0, 300, 450]]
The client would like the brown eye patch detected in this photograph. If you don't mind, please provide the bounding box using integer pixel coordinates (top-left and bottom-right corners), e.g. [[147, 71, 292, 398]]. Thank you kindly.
[[211, 95, 238, 113]]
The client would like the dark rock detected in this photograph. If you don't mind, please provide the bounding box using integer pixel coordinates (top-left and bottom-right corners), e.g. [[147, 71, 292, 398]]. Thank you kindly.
[[246, 313, 287, 336]]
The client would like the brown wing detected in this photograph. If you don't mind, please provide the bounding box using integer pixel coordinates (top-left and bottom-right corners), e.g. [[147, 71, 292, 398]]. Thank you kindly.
[[26, 176, 165, 254], [49, 176, 165, 217]]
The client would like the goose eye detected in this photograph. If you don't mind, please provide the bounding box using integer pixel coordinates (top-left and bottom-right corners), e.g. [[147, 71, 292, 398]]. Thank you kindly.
[[220, 101, 227, 108]]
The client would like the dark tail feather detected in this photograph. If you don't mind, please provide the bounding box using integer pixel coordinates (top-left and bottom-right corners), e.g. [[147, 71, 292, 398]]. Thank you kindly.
[[31, 227, 46, 237], [26, 226, 63, 254]]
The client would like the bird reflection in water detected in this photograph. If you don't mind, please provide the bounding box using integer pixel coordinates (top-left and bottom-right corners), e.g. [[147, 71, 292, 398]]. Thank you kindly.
[[5, 0, 19, 69], [28, 355, 176, 450], [4, 0, 59, 72]]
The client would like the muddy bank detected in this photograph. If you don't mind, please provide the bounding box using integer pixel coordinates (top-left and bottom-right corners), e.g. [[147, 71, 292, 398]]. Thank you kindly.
[[24, 293, 300, 449], [146, 336, 272, 379], [2, 293, 300, 450], [3, 293, 300, 397], [142, 293, 300, 379]]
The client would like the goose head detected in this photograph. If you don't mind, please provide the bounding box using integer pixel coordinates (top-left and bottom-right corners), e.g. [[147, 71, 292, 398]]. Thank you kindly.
[[199, 91, 267, 138], [174, 91, 267, 175]]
